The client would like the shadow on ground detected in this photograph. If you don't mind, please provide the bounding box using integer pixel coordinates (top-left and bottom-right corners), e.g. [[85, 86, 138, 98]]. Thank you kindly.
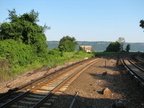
[[0, 54, 144, 108]]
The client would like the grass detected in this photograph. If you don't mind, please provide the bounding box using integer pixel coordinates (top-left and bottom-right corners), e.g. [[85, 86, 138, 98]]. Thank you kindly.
[[0, 51, 95, 81], [1, 50, 132, 81]]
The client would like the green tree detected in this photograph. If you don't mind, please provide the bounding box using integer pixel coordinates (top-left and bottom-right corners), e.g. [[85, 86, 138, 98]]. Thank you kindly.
[[58, 36, 78, 52], [0, 9, 49, 55], [126, 44, 130, 52], [7, 9, 18, 23], [106, 41, 120, 52]]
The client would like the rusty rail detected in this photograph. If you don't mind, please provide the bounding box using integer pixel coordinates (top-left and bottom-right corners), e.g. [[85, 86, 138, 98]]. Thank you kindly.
[[0, 58, 98, 108]]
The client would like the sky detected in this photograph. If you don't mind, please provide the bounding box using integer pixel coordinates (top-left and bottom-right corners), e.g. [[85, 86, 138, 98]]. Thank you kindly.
[[0, 0, 144, 42]]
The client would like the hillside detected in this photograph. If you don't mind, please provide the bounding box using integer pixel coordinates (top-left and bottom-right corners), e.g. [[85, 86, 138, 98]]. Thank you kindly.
[[47, 41, 144, 52]]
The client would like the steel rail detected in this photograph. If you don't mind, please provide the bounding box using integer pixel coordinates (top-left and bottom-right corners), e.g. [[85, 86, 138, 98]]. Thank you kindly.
[[128, 58, 144, 72], [0, 61, 84, 107], [133, 53, 144, 63], [33, 59, 97, 108], [0, 58, 92, 103], [121, 57, 144, 87], [0, 58, 97, 108], [69, 92, 78, 108]]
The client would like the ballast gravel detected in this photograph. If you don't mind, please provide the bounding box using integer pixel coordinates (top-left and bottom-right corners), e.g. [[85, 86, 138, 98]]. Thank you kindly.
[[52, 56, 144, 108], [0, 55, 144, 108]]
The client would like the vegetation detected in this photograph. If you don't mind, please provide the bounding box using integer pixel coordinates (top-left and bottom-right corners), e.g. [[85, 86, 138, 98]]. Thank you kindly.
[[125, 44, 130, 52], [117, 37, 125, 51], [105, 41, 121, 52], [58, 36, 78, 52], [48, 41, 144, 52], [0, 9, 94, 80], [0, 9, 49, 55], [105, 37, 130, 52], [140, 20, 144, 29], [2, 9, 141, 80], [0, 9, 50, 79]]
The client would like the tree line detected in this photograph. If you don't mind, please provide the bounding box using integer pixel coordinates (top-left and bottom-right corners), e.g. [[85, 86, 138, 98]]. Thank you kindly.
[[106, 19, 144, 52], [0, 9, 92, 79], [0, 9, 143, 79], [105, 37, 130, 52]]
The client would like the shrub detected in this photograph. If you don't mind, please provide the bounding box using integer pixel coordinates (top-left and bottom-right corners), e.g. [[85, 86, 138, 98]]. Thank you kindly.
[[0, 39, 36, 73]]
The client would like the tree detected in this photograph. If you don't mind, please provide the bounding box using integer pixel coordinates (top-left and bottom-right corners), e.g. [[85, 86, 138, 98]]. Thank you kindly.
[[105, 41, 120, 52], [58, 36, 78, 52], [140, 20, 144, 29], [7, 8, 18, 23], [125, 44, 130, 52], [117, 37, 125, 51], [0, 9, 49, 55]]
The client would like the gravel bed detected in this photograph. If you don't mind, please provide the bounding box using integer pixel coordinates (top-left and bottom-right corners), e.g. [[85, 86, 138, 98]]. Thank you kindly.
[[1, 55, 144, 108], [52, 56, 144, 108], [0, 61, 77, 94]]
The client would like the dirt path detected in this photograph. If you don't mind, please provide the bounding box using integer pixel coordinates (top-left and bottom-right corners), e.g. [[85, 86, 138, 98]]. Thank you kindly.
[[52, 56, 144, 108]]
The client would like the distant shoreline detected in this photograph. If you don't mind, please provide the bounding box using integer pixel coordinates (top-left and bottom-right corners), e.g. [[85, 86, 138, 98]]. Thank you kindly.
[[47, 41, 144, 52]]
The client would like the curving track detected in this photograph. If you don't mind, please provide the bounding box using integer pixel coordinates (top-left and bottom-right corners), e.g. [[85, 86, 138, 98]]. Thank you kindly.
[[0, 58, 98, 108], [121, 54, 144, 87]]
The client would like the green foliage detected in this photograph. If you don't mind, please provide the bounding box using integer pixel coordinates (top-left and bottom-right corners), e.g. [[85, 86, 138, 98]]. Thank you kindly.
[[73, 51, 94, 59], [48, 49, 62, 57], [0, 39, 35, 66], [0, 39, 38, 79], [0, 9, 95, 80], [140, 20, 144, 29], [0, 9, 50, 79], [79, 46, 85, 51], [105, 41, 120, 52], [58, 36, 78, 52], [20, 9, 39, 23], [0, 58, 11, 79], [7, 9, 18, 23], [0, 9, 49, 55], [126, 44, 130, 52]]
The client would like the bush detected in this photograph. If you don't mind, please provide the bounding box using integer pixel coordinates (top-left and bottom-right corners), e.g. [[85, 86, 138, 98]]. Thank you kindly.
[[0, 39, 36, 75]]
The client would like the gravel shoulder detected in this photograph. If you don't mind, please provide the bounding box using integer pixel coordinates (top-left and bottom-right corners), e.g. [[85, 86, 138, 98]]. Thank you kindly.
[[52, 56, 144, 108], [1, 55, 144, 108], [0, 61, 76, 94]]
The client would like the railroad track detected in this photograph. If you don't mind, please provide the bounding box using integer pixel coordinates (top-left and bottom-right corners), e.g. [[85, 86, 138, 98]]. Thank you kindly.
[[134, 53, 144, 63], [0, 58, 91, 104], [121, 55, 144, 87], [0, 58, 98, 108]]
